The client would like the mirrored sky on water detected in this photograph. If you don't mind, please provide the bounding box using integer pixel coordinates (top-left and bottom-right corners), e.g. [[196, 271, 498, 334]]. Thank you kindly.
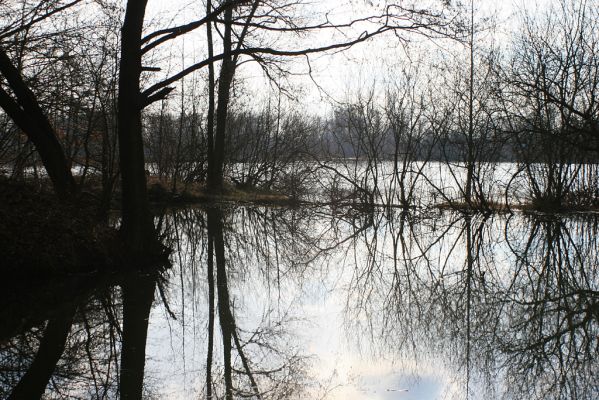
[[140, 206, 597, 399], [1, 206, 597, 399]]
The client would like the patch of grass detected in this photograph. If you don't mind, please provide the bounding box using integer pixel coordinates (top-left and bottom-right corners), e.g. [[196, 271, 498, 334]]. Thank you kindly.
[[436, 199, 511, 213], [437, 194, 599, 214], [145, 178, 293, 206]]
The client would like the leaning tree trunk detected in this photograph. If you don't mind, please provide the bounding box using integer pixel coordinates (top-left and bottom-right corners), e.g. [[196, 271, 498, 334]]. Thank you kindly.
[[7, 306, 76, 400], [0, 48, 76, 201], [117, 0, 155, 255]]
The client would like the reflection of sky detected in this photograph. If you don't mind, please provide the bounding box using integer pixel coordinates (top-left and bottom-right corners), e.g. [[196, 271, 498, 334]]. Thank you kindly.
[[328, 372, 443, 400], [309, 355, 453, 400], [141, 207, 597, 399], [144, 277, 465, 399], [143, 210, 475, 399], [298, 273, 463, 400]]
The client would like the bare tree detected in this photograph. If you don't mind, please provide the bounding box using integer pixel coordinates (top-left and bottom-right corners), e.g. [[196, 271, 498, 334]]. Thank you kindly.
[[501, 0, 599, 210]]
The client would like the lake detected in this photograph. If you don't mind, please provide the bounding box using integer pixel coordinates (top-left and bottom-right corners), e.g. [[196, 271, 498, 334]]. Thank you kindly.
[[1, 205, 597, 399]]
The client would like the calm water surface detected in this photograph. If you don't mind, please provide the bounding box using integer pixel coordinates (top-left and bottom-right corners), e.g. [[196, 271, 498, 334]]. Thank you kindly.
[[1, 206, 598, 399]]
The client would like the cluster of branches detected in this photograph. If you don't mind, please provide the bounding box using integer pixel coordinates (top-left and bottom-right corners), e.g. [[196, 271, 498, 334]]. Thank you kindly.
[[295, 0, 599, 211], [1, 0, 598, 225], [0, 0, 454, 252]]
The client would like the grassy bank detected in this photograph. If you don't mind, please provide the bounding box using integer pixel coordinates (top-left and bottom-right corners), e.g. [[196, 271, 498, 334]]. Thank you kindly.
[[0, 178, 121, 278], [0, 176, 293, 277], [144, 177, 294, 206]]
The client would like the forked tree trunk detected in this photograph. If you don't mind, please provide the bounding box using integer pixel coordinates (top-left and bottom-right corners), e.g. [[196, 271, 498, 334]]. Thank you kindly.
[[207, 6, 235, 192]]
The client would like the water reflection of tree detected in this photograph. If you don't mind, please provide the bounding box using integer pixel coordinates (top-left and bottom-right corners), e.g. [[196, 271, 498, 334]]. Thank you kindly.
[[120, 273, 157, 399], [2, 207, 597, 399], [0, 280, 123, 399], [500, 215, 599, 399], [163, 206, 325, 399], [342, 209, 598, 399], [0, 270, 162, 399], [5, 305, 76, 399]]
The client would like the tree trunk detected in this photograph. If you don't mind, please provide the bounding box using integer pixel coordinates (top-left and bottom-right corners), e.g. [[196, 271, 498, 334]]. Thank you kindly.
[[207, 6, 235, 192], [0, 48, 76, 201], [205, 0, 216, 192], [465, 0, 475, 207], [117, 0, 155, 254]]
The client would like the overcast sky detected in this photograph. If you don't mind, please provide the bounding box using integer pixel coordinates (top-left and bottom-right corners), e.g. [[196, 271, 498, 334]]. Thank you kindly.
[[140, 0, 558, 115]]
